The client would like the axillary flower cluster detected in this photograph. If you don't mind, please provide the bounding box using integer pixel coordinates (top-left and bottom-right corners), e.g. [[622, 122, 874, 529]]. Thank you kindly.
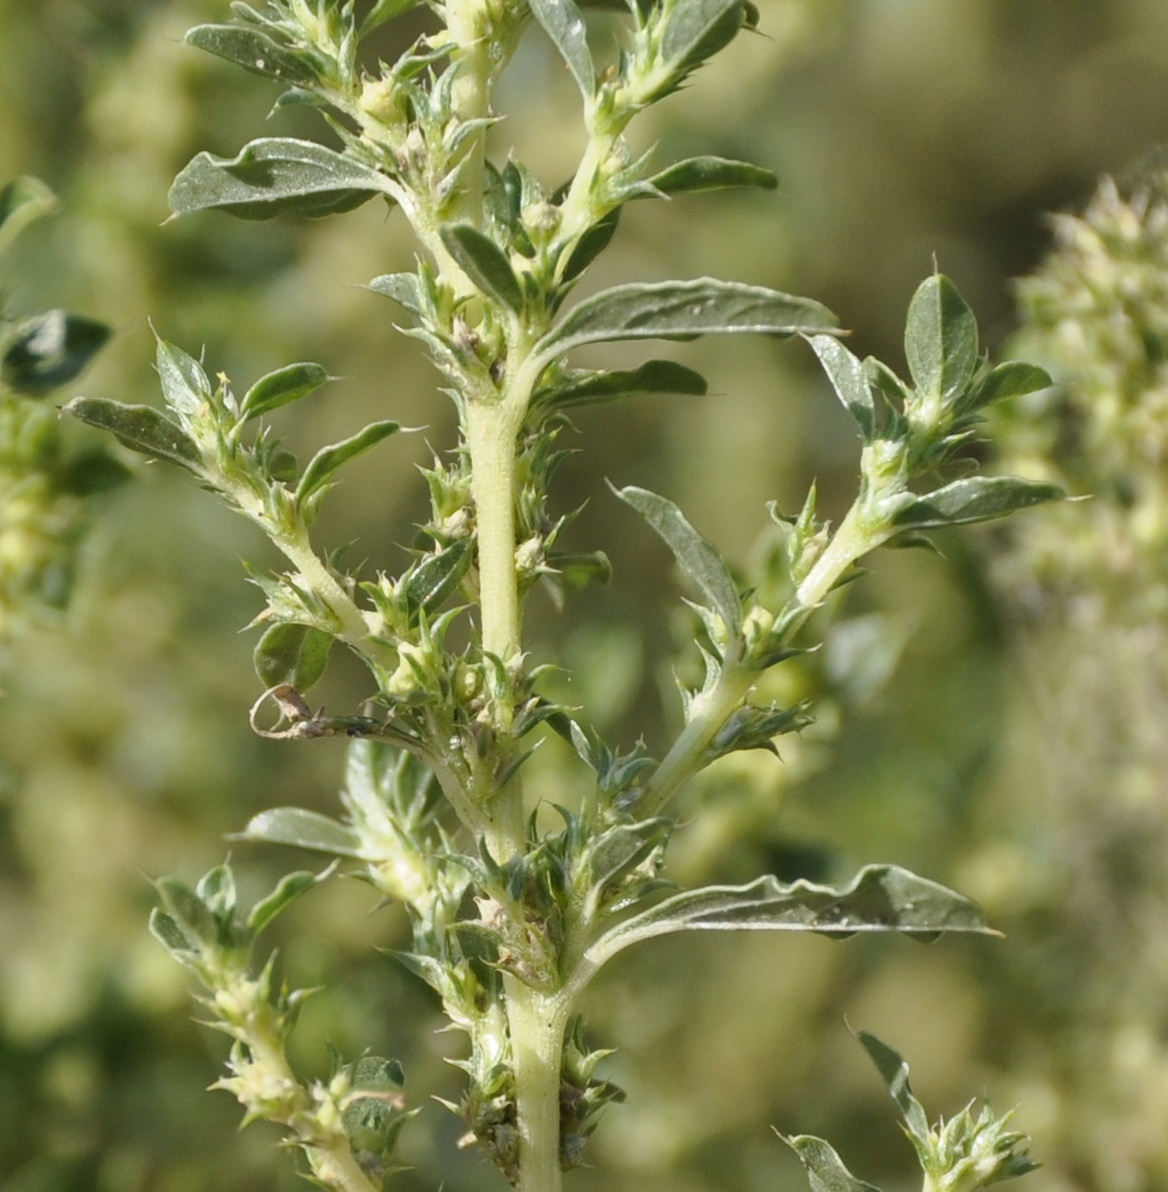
[[67, 2, 1057, 1189]]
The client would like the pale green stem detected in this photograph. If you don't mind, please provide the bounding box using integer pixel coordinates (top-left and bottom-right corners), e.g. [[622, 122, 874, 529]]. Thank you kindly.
[[505, 977, 570, 1192], [795, 501, 889, 612], [637, 665, 755, 819], [465, 396, 527, 859], [236, 1009, 378, 1192]]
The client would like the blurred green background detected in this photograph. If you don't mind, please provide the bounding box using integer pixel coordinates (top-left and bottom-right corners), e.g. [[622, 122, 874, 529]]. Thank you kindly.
[[3, 2, 1168, 1190]]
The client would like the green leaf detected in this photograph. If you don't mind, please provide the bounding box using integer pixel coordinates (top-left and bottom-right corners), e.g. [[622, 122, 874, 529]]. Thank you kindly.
[[1, 311, 110, 395], [782, 1136, 884, 1192], [904, 274, 978, 402], [534, 278, 837, 367], [807, 334, 876, 442], [890, 476, 1064, 532], [253, 622, 334, 690], [0, 176, 57, 255], [402, 540, 471, 622], [64, 398, 203, 471], [854, 1031, 931, 1143], [529, 0, 595, 101], [367, 273, 424, 316], [241, 362, 331, 421], [238, 806, 365, 857], [295, 420, 400, 508], [196, 865, 237, 919], [615, 484, 742, 636], [360, 0, 422, 34], [248, 870, 325, 934], [577, 864, 992, 987], [155, 877, 218, 947], [154, 336, 211, 421], [956, 360, 1052, 415], [538, 359, 708, 408], [439, 223, 524, 312], [185, 24, 321, 85], [561, 206, 620, 281], [169, 138, 388, 221], [149, 908, 196, 958], [661, 0, 746, 75], [644, 156, 777, 197]]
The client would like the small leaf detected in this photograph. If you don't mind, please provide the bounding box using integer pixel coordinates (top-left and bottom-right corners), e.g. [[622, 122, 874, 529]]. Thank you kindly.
[[185, 24, 322, 85], [295, 420, 400, 508], [854, 1031, 930, 1143], [239, 806, 364, 857], [577, 864, 992, 989], [534, 279, 837, 367], [807, 334, 876, 442], [644, 156, 777, 197], [561, 206, 620, 281], [149, 908, 195, 957], [154, 336, 211, 420], [615, 484, 742, 636], [169, 138, 388, 221], [367, 273, 424, 316], [956, 360, 1052, 415], [197, 864, 237, 919], [660, 0, 746, 75], [529, 0, 595, 101], [155, 877, 218, 946], [241, 362, 331, 421], [782, 1135, 884, 1192], [439, 223, 524, 312], [904, 274, 978, 402], [64, 398, 203, 471], [254, 622, 334, 690], [1, 311, 110, 395], [0, 176, 57, 255], [360, 0, 422, 34], [890, 476, 1063, 532], [248, 870, 325, 934], [402, 540, 471, 622], [537, 359, 707, 408]]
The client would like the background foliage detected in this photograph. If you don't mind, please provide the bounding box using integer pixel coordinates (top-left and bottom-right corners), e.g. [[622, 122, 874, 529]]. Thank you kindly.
[[2, 2, 1168, 1190]]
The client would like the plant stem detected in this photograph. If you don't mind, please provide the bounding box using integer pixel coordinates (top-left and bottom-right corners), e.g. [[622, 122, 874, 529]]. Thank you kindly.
[[638, 665, 754, 818], [505, 977, 569, 1192]]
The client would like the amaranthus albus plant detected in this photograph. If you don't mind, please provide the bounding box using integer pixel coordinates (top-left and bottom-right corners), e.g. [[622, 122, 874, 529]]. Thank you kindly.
[[66, 2, 1057, 1189]]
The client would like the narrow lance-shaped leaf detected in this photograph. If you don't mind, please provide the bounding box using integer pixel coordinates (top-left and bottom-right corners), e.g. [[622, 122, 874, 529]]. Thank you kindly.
[[238, 807, 365, 857], [296, 420, 400, 508], [643, 156, 777, 197], [360, 0, 422, 34], [64, 397, 203, 472], [533, 278, 838, 368], [854, 1030, 931, 1143], [529, 0, 595, 100], [402, 540, 471, 621], [185, 24, 322, 85], [248, 869, 329, 934], [367, 273, 424, 316], [439, 223, 524, 313], [537, 359, 707, 408], [241, 362, 332, 421], [615, 484, 742, 637], [0, 176, 57, 255], [955, 360, 1052, 416], [890, 476, 1063, 532], [905, 274, 979, 402], [573, 864, 992, 993], [782, 1135, 885, 1192], [169, 138, 389, 221], [807, 334, 876, 442]]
